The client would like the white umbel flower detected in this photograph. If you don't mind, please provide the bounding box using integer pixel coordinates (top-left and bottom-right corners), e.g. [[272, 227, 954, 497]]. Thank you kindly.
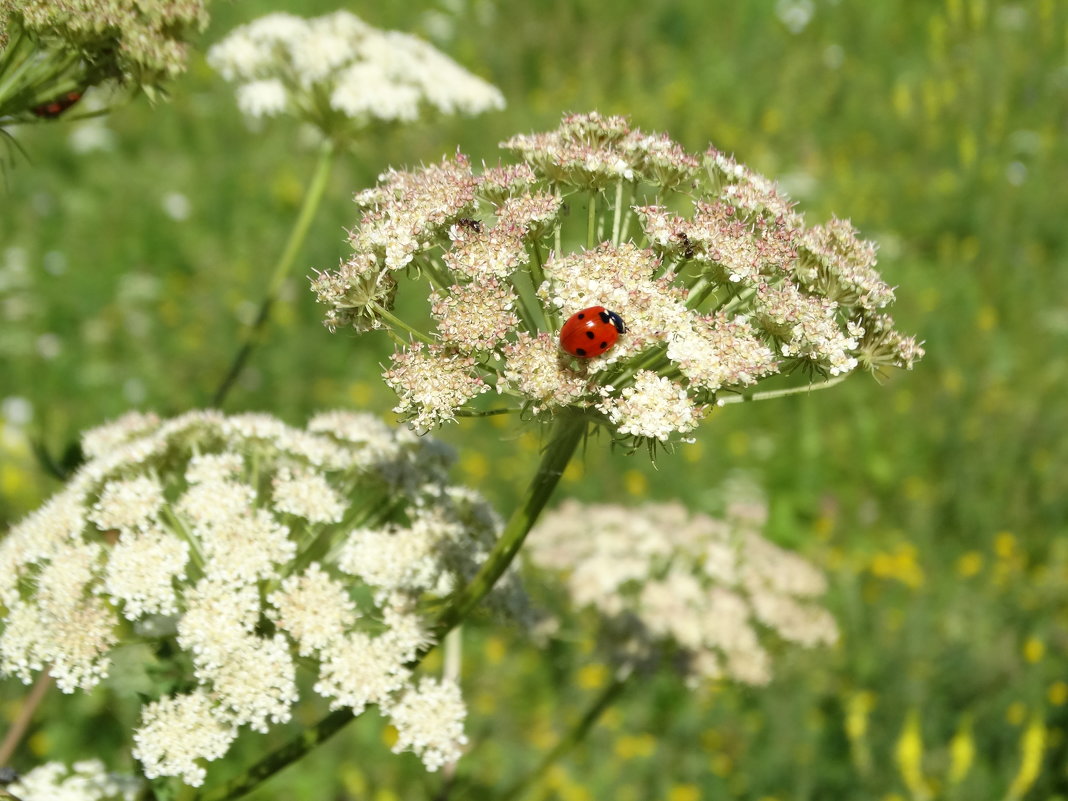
[[0, 409, 515, 785], [315, 112, 923, 447], [528, 495, 838, 686], [385, 677, 469, 771], [7, 760, 142, 801], [132, 691, 237, 787], [208, 10, 503, 134]]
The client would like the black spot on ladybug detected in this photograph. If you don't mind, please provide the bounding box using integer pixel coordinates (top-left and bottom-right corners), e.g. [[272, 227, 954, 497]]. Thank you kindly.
[[599, 342, 608, 349], [577, 312, 585, 319], [585, 331, 595, 339], [576, 348, 587, 356]]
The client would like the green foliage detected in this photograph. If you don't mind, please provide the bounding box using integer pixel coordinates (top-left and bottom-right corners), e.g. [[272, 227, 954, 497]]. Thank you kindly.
[[2, 0, 1067, 799]]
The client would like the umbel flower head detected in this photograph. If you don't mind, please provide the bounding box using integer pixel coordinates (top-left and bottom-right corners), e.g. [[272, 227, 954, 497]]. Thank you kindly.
[[0, 410, 519, 785], [0, 0, 208, 121], [313, 112, 923, 445], [6, 760, 142, 801], [527, 493, 838, 686], [207, 10, 504, 139]]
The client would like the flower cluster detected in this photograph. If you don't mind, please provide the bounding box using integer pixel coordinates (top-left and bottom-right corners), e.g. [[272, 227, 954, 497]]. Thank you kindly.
[[5, 761, 141, 801], [207, 11, 504, 137], [0, 0, 208, 121], [313, 112, 923, 443], [526, 495, 838, 686], [0, 410, 521, 785]]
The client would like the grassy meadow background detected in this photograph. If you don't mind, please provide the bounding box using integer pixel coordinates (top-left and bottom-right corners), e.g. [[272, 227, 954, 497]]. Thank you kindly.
[[2, 0, 1068, 798]]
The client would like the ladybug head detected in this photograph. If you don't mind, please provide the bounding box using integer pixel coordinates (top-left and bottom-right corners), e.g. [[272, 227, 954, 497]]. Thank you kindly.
[[601, 309, 626, 334]]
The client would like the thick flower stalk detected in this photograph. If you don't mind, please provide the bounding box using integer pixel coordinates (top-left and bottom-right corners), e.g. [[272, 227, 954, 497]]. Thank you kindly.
[[0, 0, 209, 122], [314, 112, 923, 447], [528, 494, 838, 686], [207, 11, 504, 141], [0, 410, 523, 786]]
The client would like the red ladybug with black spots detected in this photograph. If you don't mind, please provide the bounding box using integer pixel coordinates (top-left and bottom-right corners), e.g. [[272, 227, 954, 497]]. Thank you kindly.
[[559, 305, 626, 358]]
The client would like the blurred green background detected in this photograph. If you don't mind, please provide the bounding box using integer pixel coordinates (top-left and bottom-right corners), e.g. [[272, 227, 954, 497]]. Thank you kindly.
[[2, 0, 1068, 798]]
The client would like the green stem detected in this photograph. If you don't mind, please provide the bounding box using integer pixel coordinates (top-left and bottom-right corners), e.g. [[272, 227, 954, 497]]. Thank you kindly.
[[530, 240, 559, 330], [508, 274, 542, 334], [554, 186, 563, 254], [712, 285, 757, 316], [600, 343, 669, 388], [431, 412, 587, 639], [211, 140, 336, 407], [717, 374, 848, 405], [611, 180, 624, 245], [586, 191, 597, 249], [685, 276, 715, 310], [499, 670, 631, 801], [192, 708, 356, 801], [529, 239, 547, 293], [373, 303, 437, 346], [192, 413, 588, 801], [454, 406, 518, 417]]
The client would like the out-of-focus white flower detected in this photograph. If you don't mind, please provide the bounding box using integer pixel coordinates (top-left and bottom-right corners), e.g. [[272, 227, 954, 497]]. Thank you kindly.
[[527, 493, 838, 687], [208, 10, 503, 137], [7, 760, 142, 801], [0, 409, 522, 783]]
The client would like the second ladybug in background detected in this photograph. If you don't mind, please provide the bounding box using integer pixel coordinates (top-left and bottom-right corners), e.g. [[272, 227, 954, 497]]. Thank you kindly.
[[559, 306, 626, 358]]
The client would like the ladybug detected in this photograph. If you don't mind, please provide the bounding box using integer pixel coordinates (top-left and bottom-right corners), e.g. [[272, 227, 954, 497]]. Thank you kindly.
[[31, 91, 83, 119], [559, 305, 626, 358]]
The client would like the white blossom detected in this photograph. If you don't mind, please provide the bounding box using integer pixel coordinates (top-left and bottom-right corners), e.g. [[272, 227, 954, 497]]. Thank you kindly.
[[8, 760, 142, 801], [528, 496, 837, 686], [0, 410, 507, 784], [208, 11, 503, 133], [316, 112, 922, 446], [385, 677, 468, 771]]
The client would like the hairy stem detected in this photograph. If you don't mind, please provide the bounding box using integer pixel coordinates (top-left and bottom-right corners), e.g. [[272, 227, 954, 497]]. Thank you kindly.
[[211, 139, 335, 406]]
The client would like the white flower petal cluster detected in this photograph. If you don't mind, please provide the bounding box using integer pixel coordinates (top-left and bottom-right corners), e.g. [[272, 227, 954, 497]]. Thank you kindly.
[[314, 112, 923, 447], [384, 677, 468, 771], [208, 11, 504, 133], [0, 409, 521, 784], [527, 495, 838, 687], [7, 759, 142, 801]]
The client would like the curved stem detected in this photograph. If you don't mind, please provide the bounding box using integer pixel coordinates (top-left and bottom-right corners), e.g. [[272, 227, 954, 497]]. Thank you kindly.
[[500, 669, 631, 801], [192, 413, 587, 801], [431, 412, 587, 640], [0, 669, 52, 765], [211, 139, 336, 407], [717, 374, 848, 405]]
